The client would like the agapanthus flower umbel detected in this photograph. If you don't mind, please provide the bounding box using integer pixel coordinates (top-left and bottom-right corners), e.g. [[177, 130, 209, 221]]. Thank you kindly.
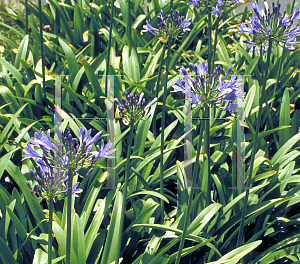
[[23, 128, 117, 201], [142, 9, 191, 42], [171, 61, 244, 114], [240, 1, 300, 51], [26, 166, 82, 202], [114, 92, 157, 125], [188, 0, 239, 17]]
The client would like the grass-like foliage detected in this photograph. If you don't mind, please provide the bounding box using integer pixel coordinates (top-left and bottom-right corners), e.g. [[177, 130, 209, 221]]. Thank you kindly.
[[0, 0, 300, 263]]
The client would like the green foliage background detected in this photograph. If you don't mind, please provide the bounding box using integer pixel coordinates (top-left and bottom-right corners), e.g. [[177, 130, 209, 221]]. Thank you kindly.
[[0, 0, 300, 263]]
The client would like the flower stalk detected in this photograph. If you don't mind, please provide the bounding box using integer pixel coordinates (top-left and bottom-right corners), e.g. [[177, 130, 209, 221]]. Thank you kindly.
[[237, 37, 273, 248], [47, 199, 53, 264], [153, 43, 167, 138], [159, 39, 172, 223], [204, 105, 211, 206], [175, 111, 205, 264], [66, 168, 73, 264]]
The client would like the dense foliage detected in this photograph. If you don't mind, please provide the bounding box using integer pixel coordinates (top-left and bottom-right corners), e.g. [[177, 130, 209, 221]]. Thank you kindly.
[[0, 0, 300, 263]]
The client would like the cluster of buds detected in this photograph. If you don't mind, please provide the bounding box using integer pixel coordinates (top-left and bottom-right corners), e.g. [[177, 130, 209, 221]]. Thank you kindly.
[[142, 9, 191, 42], [23, 127, 116, 202], [172, 61, 245, 114], [240, 1, 300, 51], [188, 0, 240, 17], [114, 92, 157, 125], [26, 167, 81, 202]]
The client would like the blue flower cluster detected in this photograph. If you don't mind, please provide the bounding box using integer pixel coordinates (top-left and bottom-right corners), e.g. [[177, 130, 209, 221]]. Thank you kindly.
[[142, 9, 191, 42], [172, 61, 244, 114], [188, 0, 240, 17], [23, 128, 116, 201], [115, 92, 157, 125], [240, 1, 300, 51]]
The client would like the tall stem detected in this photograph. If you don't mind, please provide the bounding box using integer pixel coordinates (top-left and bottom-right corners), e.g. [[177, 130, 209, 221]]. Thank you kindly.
[[119, 122, 134, 251], [206, 6, 213, 207], [66, 169, 73, 264], [153, 43, 167, 138], [175, 112, 205, 264], [38, 0, 46, 106], [266, 47, 287, 151], [48, 199, 53, 264], [123, 122, 134, 205], [204, 106, 211, 206], [211, 17, 220, 73], [236, 38, 273, 249], [160, 39, 172, 223], [105, 0, 114, 96], [25, 0, 28, 35], [207, 11, 212, 77]]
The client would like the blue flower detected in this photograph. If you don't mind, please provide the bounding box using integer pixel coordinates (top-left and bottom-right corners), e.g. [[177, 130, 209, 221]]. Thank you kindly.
[[61, 182, 83, 197], [142, 9, 191, 42], [26, 166, 82, 202], [240, 1, 300, 51], [115, 92, 157, 125], [22, 144, 44, 159], [77, 127, 103, 149], [172, 61, 244, 114], [27, 129, 58, 152], [187, 0, 200, 9], [23, 127, 117, 201], [188, 0, 239, 17]]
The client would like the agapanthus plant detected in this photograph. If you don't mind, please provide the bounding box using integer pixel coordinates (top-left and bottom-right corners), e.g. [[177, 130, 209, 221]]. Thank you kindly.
[[142, 9, 191, 42], [114, 92, 157, 125], [240, 1, 300, 51], [188, 0, 239, 17], [172, 61, 244, 114], [23, 127, 116, 201]]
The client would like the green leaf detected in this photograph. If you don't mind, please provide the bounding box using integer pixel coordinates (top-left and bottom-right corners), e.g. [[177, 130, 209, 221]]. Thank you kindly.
[[15, 35, 29, 69], [0, 237, 18, 264], [0, 58, 23, 83], [271, 132, 300, 165], [122, 45, 140, 83], [100, 190, 123, 264], [127, 190, 169, 204], [32, 248, 47, 264], [58, 38, 80, 82], [73, 213, 86, 264], [5, 161, 47, 233], [0, 85, 21, 114], [6, 206, 27, 241], [279, 88, 291, 147], [206, 241, 261, 264]]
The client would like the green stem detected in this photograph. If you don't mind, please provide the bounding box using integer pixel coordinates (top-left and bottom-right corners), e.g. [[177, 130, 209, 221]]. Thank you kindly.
[[207, 11, 212, 78], [105, 0, 114, 96], [159, 39, 172, 223], [204, 106, 211, 206], [123, 122, 134, 201], [291, 0, 296, 11], [48, 199, 53, 264], [211, 17, 220, 73], [127, 0, 131, 37], [66, 169, 73, 264], [266, 47, 287, 151], [25, 0, 28, 35], [120, 122, 134, 244], [272, 48, 286, 109], [169, 0, 174, 9], [38, 0, 46, 106], [153, 43, 167, 138], [236, 37, 273, 249], [175, 111, 205, 264]]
